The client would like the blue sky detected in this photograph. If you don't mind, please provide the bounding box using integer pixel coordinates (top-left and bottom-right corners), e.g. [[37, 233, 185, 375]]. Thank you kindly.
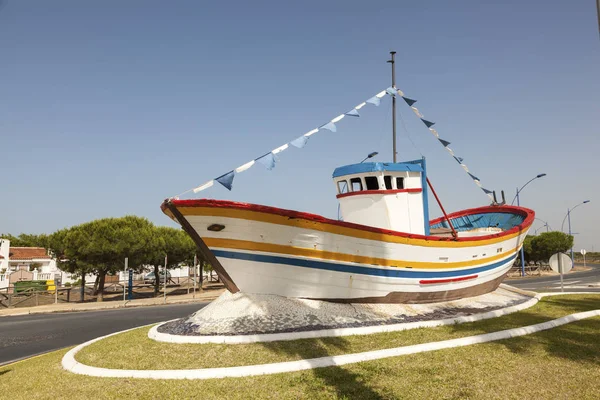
[[1, 1, 599, 250]]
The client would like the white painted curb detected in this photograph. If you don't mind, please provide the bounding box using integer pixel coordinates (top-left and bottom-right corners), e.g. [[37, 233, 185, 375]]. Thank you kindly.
[[62, 307, 600, 380], [148, 293, 540, 344]]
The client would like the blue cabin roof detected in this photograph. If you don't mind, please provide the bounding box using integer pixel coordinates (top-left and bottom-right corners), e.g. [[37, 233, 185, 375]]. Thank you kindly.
[[332, 160, 424, 179]]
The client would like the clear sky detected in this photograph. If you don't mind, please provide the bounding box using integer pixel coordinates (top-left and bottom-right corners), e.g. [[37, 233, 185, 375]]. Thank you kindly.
[[1, 1, 599, 250]]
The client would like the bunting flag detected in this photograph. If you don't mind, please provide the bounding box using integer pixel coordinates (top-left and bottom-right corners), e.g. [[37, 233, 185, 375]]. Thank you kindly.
[[402, 97, 417, 106], [366, 96, 380, 106], [177, 88, 389, 197], [468, 172, 480, 182], [421, 119, 435, 128], [290, 135, 309, 148], [396, 86, 494, 200], [320, 121, 337, 132], [438, 138, 451, 147], [256, 152, 276, 170], [235, 160, 255, 173], [216, 171, 235, 191]]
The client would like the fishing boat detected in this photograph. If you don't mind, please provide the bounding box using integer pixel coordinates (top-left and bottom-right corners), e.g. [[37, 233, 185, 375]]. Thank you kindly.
[[162, 54, 534, 303]]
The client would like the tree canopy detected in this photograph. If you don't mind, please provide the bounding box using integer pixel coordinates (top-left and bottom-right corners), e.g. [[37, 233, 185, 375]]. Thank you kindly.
[[31, 216, 198, 301], [0, 233, 49, 248], [523, 231, 574, 264]]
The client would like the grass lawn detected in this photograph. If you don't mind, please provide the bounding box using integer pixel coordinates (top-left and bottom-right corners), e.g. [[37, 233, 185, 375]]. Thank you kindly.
[[1, 294, 599, 399]]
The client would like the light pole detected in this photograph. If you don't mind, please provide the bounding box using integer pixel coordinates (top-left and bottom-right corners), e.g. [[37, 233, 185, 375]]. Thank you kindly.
[[512, 173, 547, 276], [561, 200, 590, 262], [360, 151, 378, 163], [533, 218, 551, 234]]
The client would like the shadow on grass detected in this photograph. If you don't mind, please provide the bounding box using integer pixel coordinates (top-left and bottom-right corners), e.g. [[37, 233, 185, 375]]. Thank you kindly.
[[261, 337, 384, 399], [447, 295, 600, 365], [0, 369, 11, 376]]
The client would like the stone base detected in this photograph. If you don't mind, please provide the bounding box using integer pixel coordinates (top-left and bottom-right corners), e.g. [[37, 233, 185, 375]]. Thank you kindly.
[[157, 285, 534, 337]]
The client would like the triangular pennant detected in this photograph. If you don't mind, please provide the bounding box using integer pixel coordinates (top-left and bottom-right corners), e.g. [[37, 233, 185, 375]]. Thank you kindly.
[[215, 171, 235, 191], [290, 135, 309, 149], [429, 128, 439, 137], [402, 97, 417, 106], [468, 172, 480, 182], [453, 156, 464, 164], [482, 188, 493, 194], [386, 87, 398, 97], [256, 152, 276, 170], [366, 96, 381, 106], [421, 119, 435, 128], [438, 138, 451, 147], [320, 121, 337, 132], [345, 108, 360, 117]]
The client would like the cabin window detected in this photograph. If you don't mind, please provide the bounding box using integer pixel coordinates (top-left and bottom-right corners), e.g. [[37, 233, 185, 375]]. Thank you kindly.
[[337, 180, 349, 194], [350, 177, 363, 192], [396, 177, 405, 189], [384, 175, 393, 190], [365, 176, 379, 190]]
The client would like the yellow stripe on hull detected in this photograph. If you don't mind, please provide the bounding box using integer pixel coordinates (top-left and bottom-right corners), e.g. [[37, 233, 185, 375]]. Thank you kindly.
[[180, 206, 529, 248], [204, 238, 520, 270]]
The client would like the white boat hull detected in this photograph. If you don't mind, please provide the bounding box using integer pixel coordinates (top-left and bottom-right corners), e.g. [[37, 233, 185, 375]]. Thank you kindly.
[[162, 200, 534, 303]]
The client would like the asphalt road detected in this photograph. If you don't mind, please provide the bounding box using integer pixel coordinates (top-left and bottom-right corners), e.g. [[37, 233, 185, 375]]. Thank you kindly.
[[0, 302, 207, 366], [506, 263, 600, 293]]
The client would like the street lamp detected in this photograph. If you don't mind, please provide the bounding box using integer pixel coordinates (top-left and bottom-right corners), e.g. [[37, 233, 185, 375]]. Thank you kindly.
[[533, 218, 551, 234], [512, 173, 547, 276], [511, 173, 547, 205], [561, 200, 591, 262], [360, 151, 378, 163]]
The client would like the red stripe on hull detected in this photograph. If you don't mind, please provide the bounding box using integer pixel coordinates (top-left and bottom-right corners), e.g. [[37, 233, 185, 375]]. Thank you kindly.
[[419, 275, 478, 285], [336, 188, 422, 199]]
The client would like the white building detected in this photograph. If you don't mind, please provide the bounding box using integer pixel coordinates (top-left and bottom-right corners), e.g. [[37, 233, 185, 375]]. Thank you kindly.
[[0, 239, 62, 289]]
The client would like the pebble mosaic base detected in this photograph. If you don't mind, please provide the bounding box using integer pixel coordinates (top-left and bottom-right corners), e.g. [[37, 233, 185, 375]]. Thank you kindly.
[[157, 287, 531, 336]]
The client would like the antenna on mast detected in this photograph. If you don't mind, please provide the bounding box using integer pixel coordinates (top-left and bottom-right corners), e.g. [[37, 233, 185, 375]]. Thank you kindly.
[[387, 51, 397, 162]]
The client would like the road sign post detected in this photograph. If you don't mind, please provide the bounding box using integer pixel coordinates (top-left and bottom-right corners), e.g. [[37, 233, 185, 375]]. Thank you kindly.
[[164, 255, 167, 304], [193, 254, 197, 299], [581, 249, 587, 268], [549, 252, 573, 293], [128, 269, 133, 300], [123, 257, 128, 303]]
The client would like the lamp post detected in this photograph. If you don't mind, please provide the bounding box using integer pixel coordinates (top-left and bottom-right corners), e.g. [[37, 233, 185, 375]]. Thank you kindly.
[[561, 200, 591, 262], [360, 151, 378, 163], [512, 173, 547, 276], [533, 218, 551, 234]]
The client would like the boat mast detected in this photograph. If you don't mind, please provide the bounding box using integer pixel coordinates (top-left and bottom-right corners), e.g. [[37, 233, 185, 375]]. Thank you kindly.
[[387, 51, 397, 162]]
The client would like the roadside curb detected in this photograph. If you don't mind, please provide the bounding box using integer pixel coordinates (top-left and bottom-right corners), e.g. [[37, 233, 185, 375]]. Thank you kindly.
[[0, 291, 223, 317]]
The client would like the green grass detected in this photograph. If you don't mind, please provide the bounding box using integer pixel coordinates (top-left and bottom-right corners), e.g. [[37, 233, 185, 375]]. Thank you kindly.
[[1, 294, 600, 400], [76, 294, 600, 370]]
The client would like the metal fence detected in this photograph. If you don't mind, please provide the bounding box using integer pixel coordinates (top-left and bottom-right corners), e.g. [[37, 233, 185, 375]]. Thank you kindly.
[[0, 272, 222, 309]]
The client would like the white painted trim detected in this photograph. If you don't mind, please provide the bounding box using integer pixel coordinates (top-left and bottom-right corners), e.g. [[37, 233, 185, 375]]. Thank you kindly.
[[62, 300, 600, 380], [148, 294, 540, 344]]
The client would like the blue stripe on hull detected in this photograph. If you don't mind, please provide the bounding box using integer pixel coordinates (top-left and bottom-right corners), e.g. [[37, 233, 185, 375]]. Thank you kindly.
[[211, 249, 517, 279]]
